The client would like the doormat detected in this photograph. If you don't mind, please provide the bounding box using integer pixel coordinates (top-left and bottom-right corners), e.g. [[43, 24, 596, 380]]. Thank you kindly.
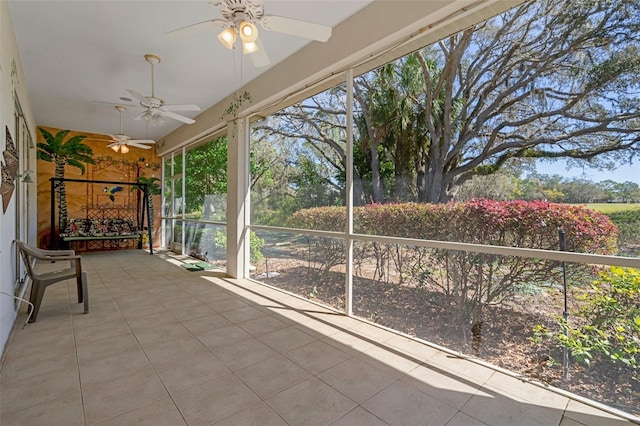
[[180, 261, 217, 271]]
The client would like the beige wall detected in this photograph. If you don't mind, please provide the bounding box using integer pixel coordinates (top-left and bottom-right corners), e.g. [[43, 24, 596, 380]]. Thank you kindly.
[[1, 0, 37, 357]]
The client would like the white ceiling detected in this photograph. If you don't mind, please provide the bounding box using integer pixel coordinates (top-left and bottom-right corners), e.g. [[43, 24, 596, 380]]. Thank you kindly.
[[8, 0, 372, 142]]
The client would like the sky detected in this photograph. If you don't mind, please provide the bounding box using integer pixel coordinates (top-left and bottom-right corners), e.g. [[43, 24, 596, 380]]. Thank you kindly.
[[535, 160, 639, 185]]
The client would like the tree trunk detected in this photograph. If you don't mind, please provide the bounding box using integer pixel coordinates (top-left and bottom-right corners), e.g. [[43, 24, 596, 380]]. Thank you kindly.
[[369, 138, 384, 203], [55, 161, 68, 230], [393, 132, 414, 201]]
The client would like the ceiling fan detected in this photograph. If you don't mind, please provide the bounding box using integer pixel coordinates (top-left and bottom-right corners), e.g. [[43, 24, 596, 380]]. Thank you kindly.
[[127, 54, 201, 125], [166, 0, 333, 67], [106, 105, 156, 153]]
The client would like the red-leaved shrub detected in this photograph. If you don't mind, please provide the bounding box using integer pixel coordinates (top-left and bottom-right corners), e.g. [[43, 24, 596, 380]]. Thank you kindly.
[[289, 200, 618, 324]]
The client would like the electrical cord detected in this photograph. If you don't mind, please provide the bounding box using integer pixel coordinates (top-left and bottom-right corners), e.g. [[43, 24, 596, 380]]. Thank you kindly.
[[0, 291, 34, 328]]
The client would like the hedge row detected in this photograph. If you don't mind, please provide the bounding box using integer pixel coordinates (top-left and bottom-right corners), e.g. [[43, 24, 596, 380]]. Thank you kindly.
[[290, 199, 618, 254]]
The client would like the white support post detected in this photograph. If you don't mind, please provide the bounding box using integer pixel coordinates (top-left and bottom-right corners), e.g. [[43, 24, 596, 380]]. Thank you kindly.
[[345, 69, 354, 316], [227, 118, 250, 279]]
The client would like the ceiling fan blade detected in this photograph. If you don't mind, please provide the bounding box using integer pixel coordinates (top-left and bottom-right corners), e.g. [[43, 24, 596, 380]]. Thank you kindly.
[[133, 111, 147, 121], [159, 110, 196, 124], [166, 19, 226, 39], [163, 104, 201, 112], [126, 89, 147, 102], [106, 142, 119, 148], [250, 39, 270, 68], [129, 139, 156, 145], [260, 15, 332, 42], [127, 142, 153, 149]]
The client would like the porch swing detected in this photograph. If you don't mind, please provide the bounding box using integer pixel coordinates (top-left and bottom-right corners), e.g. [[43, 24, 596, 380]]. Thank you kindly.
[[49, 177, 153, 254]]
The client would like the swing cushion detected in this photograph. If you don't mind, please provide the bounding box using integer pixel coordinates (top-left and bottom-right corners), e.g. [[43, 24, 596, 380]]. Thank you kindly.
[[60, 218, 141, 239]]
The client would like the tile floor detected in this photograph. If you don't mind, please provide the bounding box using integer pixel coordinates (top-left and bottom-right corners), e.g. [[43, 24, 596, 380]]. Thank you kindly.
[[1, 249, 637, 426]]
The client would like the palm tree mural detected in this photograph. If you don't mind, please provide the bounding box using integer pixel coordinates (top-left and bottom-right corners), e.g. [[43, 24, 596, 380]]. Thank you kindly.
[[37, 128, 95, 231]]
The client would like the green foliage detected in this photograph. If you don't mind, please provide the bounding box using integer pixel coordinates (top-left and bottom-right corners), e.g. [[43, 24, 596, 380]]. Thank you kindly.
[[604, 208, 640, 252], [185, 137, 228, 217], [192, 228, 264, 265], [290, 200, 618, 323], [249, 230, 265, 264], [533, 267, 640, 373]]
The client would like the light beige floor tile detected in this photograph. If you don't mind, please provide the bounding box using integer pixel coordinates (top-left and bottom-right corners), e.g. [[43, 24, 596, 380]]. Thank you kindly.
[[210, 336, 279, 371], [0, 392, 84, 426], [318, 357, 397, 404], [160, 295, 205, 311], [76, 332, 141, 362], [154, 350, 231, 394], [559, 417, 589, 426], [208, 298, 250, 313], [72, 309, 123, 327], [142, 334, 208, 365], [168, 303, 216, 322], [82, 368, 168, 425], [460, 390, 563, 426], [401, 364, 483, 409], [236, 354, 311, 398], [181, 313, 234, 335], [213, 402, 288, 426], [444, 411, 489, 425], [191, 290, 237, 305], [0, 367, 81, 414], [362, 381, 458, 426], [117, 303, 170, 321], [124, 310, 180, 333], [222, 305, 268, 323], [74, 318, 132, 345], [79, 348, 152, 386], [259, 326, 317, 353], [10, 327, 71, 355], [287, 340, 351, 374], [330, 407, 390, 426], [483, 372, 569, 411], [348, 321, 399, 343], [134, 322, 192, 348], [0, 342, 77, 383], [358, 344, 422, 377], [93, 397, 187, 426], [385, 334, 442, 362], [173, 374, 261, 426], [321, 329, 376, 354], [563, 400, 635, 426], [266, 376, 357, 426], [428, 351, 496, 383], [238, 315, 289, 336], [197, 324, 251, 349]]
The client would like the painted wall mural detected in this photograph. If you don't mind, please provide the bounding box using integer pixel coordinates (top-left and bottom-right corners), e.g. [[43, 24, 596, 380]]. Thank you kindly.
[[1, 126, 18, 213], [36, 127, 161, 249]]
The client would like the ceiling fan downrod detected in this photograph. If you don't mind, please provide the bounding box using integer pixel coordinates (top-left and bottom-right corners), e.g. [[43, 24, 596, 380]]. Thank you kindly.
[[144, 54, 161, 99]]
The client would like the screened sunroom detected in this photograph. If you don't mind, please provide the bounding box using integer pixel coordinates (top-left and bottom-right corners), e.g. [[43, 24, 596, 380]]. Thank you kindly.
[[2, 0, 639, 424]]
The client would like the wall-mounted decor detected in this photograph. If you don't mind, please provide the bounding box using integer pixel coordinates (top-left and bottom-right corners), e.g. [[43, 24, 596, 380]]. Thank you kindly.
[[1, 126, 19, 214]]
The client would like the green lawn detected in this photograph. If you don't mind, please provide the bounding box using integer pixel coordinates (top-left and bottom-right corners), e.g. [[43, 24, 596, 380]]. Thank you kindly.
[[576, 203, 640, 213]]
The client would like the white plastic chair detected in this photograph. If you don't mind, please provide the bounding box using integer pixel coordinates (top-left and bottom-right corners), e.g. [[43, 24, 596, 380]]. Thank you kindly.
[[15, 240, 88, 323]]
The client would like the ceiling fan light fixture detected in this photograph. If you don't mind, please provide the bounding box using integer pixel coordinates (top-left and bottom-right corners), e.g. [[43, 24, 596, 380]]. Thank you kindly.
[[238, 21, 258, 43], [242, 40, 259, 54], [111, 145, 120, 152], [120, 145, 130, 154], [218, 27, 237, 49]]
